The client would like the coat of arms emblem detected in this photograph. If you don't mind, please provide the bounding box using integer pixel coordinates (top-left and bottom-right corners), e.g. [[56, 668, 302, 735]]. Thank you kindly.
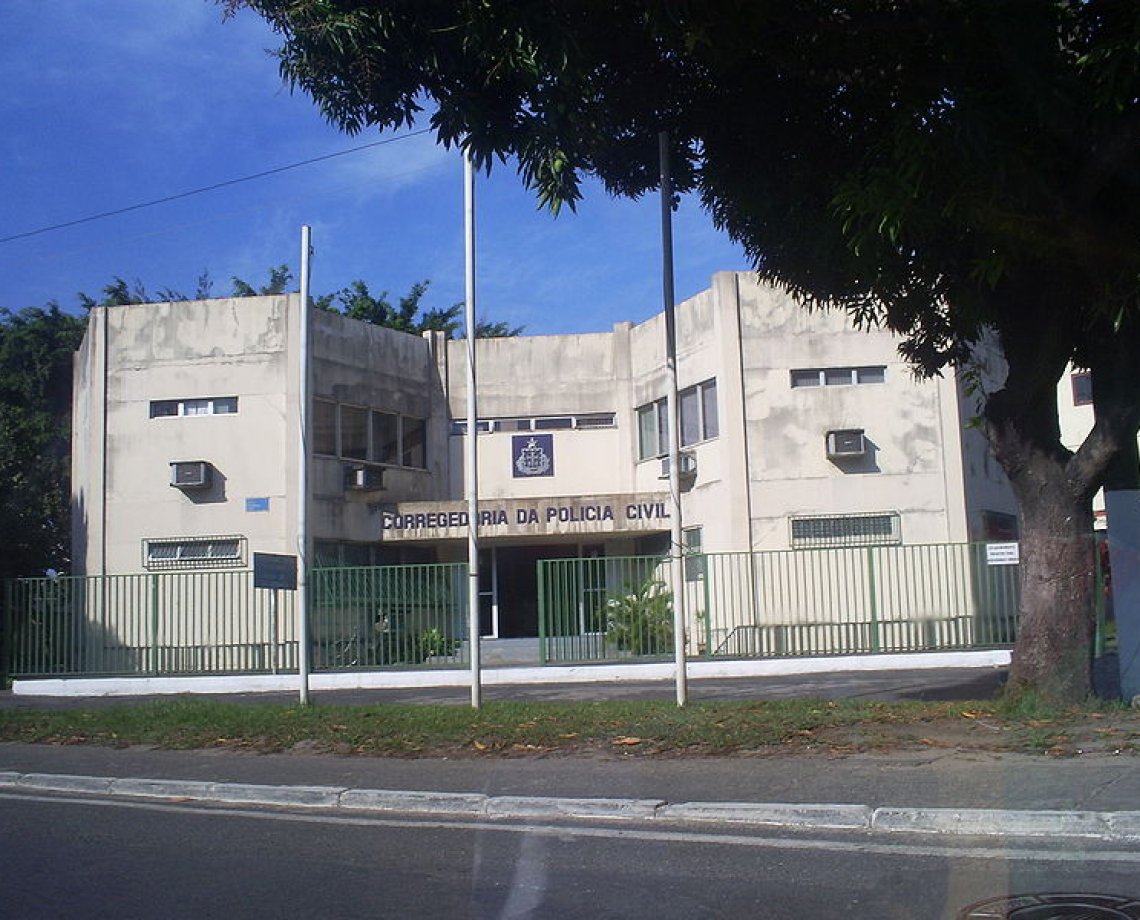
[[512, 434, 554, 477]]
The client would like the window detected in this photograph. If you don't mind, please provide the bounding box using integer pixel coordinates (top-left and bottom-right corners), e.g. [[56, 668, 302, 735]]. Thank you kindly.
[[449, 419, 492, 436], [402, 416, 426, 468], [314, 399, 336, 455], [681, 379, 717, 446], [340, 405, 368, 461], [534, 416, 573, 430], [683, 527, 705, 581], [144, 536, 245, 569], [576, 413, 617, 429], [372, 412, 399, 464], [449, 413, 616, 434], [638, 401, 669, 459], [981, 510, 1019, 541], [314, 400, 426, 469], [1071, 371, 1093, 406], [150, 396, 238, 418], [790, 366, 886, 388], [637, 379, 718, 459], [790, 512, 901, 548]]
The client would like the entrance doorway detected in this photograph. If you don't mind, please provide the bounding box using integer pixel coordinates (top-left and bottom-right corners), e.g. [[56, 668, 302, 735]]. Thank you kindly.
[[478, 544, 602, 638]]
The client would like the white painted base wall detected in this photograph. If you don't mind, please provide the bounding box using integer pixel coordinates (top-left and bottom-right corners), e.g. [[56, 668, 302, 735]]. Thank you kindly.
[[12, 649, 1011, 698]]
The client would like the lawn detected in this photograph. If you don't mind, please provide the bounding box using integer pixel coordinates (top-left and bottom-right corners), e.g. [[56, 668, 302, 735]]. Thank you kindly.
[[2, 696, 1138, 758]]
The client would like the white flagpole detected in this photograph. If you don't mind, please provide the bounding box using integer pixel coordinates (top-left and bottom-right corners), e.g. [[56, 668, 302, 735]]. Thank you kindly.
[[297, 224, 312, 705], [464, 149, 482, 709]]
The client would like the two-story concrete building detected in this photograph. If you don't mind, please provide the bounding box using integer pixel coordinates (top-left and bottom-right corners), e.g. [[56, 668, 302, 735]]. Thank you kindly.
[[71, 271, 1017, 644]]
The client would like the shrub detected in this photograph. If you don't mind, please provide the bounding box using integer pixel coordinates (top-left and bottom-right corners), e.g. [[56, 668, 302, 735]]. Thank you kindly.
[[604, 578, 674, 656]]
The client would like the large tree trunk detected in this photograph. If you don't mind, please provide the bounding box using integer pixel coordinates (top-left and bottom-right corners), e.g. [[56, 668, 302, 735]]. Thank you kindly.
[[984, 294, 1140, 704], [1008, 479, 1097, 701], [987, 382, 1098, 701]]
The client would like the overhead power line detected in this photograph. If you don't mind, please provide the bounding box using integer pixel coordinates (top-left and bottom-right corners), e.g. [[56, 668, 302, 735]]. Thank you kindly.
[[0, 128, 434, 246]]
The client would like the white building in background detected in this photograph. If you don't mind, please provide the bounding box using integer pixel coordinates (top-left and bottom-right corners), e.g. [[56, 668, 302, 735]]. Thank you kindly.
[[71, 271, 1017, 641], [1057, 368, 1140, 531]]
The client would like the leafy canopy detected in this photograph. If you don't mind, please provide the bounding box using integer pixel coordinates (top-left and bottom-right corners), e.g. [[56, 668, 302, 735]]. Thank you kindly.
[[223, 0, 1139, 376]]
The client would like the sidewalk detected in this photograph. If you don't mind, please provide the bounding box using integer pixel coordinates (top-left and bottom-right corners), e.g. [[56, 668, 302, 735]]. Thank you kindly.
[[3, 666, 1140, 841]]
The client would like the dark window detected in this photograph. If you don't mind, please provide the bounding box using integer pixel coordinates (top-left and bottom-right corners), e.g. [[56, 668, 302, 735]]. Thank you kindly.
[[402, 417, 426, 468], [372, 411, 399, 464], [314, 400, 336, 455], [1071, 371, 1093, 406], [340, 406, 368, 460]]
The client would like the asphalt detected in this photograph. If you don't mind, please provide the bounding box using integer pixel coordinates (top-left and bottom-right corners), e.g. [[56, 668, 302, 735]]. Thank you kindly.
[[3, 666, 1140, 841]]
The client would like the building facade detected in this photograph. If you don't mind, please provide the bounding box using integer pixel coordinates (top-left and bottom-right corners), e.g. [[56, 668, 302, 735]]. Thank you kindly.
[[72, 272, 1017, 643]]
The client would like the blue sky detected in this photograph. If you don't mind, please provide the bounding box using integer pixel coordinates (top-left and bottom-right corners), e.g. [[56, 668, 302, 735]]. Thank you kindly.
[[0, 1, 748, 336]]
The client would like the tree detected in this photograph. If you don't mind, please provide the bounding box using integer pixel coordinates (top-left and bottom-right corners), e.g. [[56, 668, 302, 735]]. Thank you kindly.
[[0, 305, 86, 577], [223, 0, 1140, 702], [316, 278, 522, 338], [231, 264, 293, 297]]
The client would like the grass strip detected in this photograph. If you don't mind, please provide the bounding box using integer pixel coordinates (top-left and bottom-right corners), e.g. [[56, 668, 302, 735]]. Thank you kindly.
[[2, 697, 1138, 757]]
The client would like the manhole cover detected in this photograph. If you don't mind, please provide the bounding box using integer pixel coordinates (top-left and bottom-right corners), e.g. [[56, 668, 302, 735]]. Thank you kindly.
[[959, 893, 1140, 919]]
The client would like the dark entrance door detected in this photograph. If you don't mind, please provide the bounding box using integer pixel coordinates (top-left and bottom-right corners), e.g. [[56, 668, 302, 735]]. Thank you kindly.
[[496, 546, 547, 638]]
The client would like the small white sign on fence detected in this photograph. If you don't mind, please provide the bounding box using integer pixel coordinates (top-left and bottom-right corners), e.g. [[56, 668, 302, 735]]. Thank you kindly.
[[985, 542, 1020, 566]]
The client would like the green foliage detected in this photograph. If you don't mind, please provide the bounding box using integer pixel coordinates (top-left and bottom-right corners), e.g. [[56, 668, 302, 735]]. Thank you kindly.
[[231, 263, 293, 297], [312, 277, 522, 338], [0, 305, 86, 577], [603, 578, 674, 657]]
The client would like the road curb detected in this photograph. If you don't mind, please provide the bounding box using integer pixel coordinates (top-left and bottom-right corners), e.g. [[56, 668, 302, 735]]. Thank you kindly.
[[657, 801, 871, 830], [3, 769, 1139, 841]]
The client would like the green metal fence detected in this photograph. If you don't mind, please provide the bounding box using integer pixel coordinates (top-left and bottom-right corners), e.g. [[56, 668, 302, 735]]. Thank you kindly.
[[3, 570, 297, 677], [2, 563, 468, 678], [538, 542, 1025, 664], [309, 563, 467, 670], [2, 543, 1109, 678]]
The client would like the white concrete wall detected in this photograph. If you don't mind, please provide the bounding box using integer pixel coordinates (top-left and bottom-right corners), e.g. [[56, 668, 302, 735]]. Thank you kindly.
[[75, 296, 298, 575], [444, 328, 636, 500], [733, 275, 969, 549]]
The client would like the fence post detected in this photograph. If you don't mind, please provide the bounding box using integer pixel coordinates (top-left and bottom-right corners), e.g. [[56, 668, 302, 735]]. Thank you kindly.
[[865, 548, 881, 653], [150, 574, 160, 676], [1094, 539, 1107, 658], [701, 556, 712, 658], [1, 579, 11, 685], [537, 561, 547, 664]]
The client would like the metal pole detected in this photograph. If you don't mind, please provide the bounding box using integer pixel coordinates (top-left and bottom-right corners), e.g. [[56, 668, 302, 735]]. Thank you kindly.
[[464, 150, 482, 709], [297, 225, 312, 705], [659, 131, 688, 706]]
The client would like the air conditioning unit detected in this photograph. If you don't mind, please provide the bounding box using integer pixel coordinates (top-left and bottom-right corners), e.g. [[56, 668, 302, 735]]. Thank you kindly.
[[826, 429, 867, 458], [170, 461, 212, 490], [659, 452, 697, 479], [345, 465, 385, 492]]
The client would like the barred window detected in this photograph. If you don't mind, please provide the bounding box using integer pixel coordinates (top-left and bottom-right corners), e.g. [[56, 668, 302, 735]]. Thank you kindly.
[[144, 536, 245, 569], [790, 513, 901, 548]]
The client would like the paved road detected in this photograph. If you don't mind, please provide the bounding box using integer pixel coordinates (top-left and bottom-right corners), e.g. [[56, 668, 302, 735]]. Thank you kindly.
[[3, 791, 1138, 920]]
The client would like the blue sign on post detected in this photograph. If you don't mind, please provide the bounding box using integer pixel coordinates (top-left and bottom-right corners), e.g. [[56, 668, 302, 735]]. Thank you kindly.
[[253, 553, 297, 591]]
